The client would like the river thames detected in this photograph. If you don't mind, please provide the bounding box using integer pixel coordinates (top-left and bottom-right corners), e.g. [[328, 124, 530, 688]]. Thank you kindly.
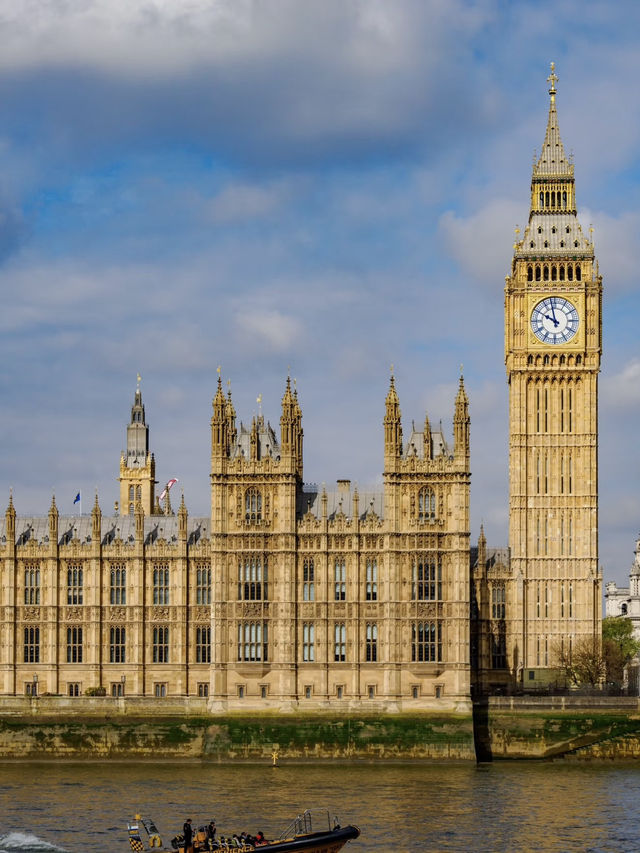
[[1, 761, 640, 852]]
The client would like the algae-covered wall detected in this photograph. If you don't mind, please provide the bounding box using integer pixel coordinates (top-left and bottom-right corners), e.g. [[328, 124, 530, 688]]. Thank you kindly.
[[0, 713, 475, 761], [475, 697, 640, 760]]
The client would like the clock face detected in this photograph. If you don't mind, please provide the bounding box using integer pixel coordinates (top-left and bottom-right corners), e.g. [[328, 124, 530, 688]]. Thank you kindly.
[[530, 296, 579, 344]]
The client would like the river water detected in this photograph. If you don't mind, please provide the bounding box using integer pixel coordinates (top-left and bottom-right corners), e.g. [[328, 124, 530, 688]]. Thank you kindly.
[[1, 761, 639, 852]]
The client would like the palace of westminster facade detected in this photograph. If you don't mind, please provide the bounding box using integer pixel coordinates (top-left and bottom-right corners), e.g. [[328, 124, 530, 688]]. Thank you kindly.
[[0, 67, 603, 708]]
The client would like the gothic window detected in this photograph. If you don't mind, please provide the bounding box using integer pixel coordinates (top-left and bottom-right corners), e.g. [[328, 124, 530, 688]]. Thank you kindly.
[[491, 633, 506, 669], [539, 191, 544, 208], [245, 487, 262, 522], [366, 623, 378, 662], [238, 555, 267, 600], [153, 565, 170, 605], [568, 264, 574, 281], [412, 621, 441, 662], [491, 584, 506, 620], [24, 564, 40, 605], [153, 626, 169, 663], [302, 623, 315, 662], [197, 683, 209, 697], [527, 265, 533, 281], [238, 622, 268, 662], [129, 486, 134, 501], [66, 627, 83, 663], [412, 556, 441, 601], [543, 265, 549, 280], [24, 626, 39, 663], [576, 264, 582, 280], [303, 558, 315, 601], [535, 265, 541, 281], [196, 565, 211, 605], [569, 582, 573, 615], [418, 487, 436, 521], [366, 558, 378, 601], [67, 565, 83, 605], [561, 584, 565, 617], [334, 558, 346, 601], [110, 566, 126, 605], [563, 190, 567, 207], [110, 626, 126, 663], [551, 264, 557, 281], [195, 626, 211, 663], [334, 623, 346, 662]]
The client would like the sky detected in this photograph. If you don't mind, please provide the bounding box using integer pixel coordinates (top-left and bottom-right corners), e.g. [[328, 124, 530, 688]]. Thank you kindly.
[[0, 0, 639, 586]]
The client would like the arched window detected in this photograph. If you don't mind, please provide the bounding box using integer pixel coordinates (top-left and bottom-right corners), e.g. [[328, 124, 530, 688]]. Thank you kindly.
[[568, 265, 573, 281], [245, 487, 262, 522], [527, 265, 533, 281], [539, 191, 544, 208], [563, 191, 567, 207], [576, 264, 581, 281], [418, 487, 436, 521], [559, 264, 565, 281], [535, 265, 541, 281], [551, 265, 557, 281]]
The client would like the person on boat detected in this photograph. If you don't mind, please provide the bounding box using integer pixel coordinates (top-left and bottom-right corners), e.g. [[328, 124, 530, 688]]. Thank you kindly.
[[255, 831, 267, 846], [206, 821, 216, 848], [183, 819, 194, 853]]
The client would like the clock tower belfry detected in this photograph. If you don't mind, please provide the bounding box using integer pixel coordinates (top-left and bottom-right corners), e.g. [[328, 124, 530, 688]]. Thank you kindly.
[[505, 64, 602, 684]]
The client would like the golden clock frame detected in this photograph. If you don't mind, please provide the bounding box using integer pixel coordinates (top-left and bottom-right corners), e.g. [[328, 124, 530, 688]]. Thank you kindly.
[[526, 290, 585, 350]]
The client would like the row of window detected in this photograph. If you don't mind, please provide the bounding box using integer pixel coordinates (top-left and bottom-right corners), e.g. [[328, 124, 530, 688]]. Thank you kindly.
[[21, 557, 444, 604], [535, 452, 574, 494], [23, 626, 211, 665], [526, 262, 582, 281], [55, 682, 437, 700], [534, 514, 574, 556], [22, 622, 443, 665], [534, 386, 575, 434]]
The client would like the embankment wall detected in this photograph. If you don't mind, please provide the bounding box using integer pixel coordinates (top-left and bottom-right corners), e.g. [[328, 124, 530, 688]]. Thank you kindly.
[[2, 696, 640, 760]]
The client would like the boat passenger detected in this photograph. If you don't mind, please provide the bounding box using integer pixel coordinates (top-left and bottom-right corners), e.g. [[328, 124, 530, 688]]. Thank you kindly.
[[255, 832, 267, 846], [184, 820, 194, 853], [207, 822, 217, 848]]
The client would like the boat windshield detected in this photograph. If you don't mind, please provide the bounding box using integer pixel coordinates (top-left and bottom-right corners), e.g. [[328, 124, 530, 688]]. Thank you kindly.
[[278, 810, 337, 841]]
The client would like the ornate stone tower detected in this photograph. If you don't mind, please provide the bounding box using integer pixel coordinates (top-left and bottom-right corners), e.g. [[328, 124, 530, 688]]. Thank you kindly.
[[119, 380, 156, 515], [506, 64, 602, 684]]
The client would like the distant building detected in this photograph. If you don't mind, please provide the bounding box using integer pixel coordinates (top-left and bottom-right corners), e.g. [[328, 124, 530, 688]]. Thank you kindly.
[[605, 537, 640, 639]]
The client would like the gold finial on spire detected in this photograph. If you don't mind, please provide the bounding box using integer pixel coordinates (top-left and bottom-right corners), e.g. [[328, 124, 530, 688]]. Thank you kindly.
[[216, 365, 221, 375], [136, 372, 141, 390], [547, 61, 558, 104]]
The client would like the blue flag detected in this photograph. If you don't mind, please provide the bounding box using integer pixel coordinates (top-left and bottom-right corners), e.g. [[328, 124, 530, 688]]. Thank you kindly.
[[73, 492, 81, 504]]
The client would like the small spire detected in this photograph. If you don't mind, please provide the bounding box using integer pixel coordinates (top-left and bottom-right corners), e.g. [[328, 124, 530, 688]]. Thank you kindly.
[[547, 61, 558, 103]]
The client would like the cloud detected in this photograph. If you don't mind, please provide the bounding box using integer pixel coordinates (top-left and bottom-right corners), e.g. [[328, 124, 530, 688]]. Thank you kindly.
[[234, 308, 303, 353], [581, 208, 640, 293], [439, 199, 525, 287], [602, 359, 640, 410], [207, 180, 292, 224]]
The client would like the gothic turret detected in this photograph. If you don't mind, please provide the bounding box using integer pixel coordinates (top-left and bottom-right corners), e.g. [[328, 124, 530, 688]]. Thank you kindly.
[[5, 492, 15, 541], [119, 378, 156, 515], [453, 374, 470, 462], [48, 494, 58, 543], [91, 493, 102, 542], [211, 373, 228, 459], [280, 376, 303, 476], [384, 374, 402, 465]]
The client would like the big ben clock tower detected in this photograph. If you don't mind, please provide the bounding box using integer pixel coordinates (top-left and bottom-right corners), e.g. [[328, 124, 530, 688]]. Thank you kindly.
[[505, 64, 602, 684]]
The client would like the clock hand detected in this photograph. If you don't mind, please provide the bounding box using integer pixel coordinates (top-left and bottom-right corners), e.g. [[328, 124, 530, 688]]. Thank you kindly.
[[550, 301, 559, 324], [544, 314, 560, 327]]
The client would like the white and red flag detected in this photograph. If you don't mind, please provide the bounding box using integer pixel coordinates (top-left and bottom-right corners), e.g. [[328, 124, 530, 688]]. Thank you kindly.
[[159, 478, 178, 501]]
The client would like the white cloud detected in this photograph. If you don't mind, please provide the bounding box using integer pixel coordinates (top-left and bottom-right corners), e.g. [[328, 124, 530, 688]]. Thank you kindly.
[[602, 358, 640, 410], [207, 180, 291, 224], [234, 308, 303, 353], [439, 198, 525, 287], [581, 208, 640, 293]]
